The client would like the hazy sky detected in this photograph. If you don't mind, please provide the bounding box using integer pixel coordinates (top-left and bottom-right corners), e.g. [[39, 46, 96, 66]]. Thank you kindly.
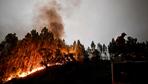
[[0, 0, 148, 47]]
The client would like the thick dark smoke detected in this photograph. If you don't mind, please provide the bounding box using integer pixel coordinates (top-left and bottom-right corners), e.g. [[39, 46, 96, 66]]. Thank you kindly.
[[34, 0, 64, 39]]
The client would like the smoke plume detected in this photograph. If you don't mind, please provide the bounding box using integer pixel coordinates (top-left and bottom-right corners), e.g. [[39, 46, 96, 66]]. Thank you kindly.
[[34, 0, 64, 39]]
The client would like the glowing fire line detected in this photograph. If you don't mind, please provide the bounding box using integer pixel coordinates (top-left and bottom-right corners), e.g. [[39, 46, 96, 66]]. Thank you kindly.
[[5, 63, 63, 82]]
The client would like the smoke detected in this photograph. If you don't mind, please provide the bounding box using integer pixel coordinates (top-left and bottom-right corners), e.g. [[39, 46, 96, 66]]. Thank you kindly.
[[33, 0, 81, 39], [34, 0, 64, 39]]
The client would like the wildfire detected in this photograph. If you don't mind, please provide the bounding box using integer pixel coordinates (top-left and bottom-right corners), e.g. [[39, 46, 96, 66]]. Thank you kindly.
[[0, 0, 84, 83], [1, 38, 83, 83], [0, 33, 82, 83], [5, 63, 64, 82], [6, 66, 45, 81]]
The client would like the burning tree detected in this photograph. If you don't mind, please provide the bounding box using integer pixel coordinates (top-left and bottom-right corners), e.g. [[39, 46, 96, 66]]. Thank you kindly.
[[0, 0, 85, 83], [0, 27, 81, 83]]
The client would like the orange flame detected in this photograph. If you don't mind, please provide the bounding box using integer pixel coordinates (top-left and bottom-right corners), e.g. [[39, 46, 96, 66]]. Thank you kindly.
[[5, 63, 63, 82]]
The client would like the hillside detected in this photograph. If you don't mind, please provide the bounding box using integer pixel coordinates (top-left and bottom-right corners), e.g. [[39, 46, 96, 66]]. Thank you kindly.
[[4, 61, 112, 84]]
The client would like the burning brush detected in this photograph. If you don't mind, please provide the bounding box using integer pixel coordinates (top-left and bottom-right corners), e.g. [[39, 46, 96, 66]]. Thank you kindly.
[[0, 0, 83, 83], [0, 27, 85, 83]]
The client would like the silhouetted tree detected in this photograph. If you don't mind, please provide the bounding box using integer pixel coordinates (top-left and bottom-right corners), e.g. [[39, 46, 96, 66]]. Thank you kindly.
[[108, 33, 148, 61], [31, 29, 39, 40], [91, 51, 100, 62], [97, 43, 103, 53], [103, 44, 107, 54], [89, 41, 101, 62], [108, 33, 127, 61], [25, 33, 31, 40], [126, 36, 137, 52], [40, 27, 54, 41], [76, 40, 85, 62], [115, 33, 127, 55], [1, 33, 18, 56], [73, 41, 76, 50], [91, 41, 96, 50], [108, 38, 116, 54]]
